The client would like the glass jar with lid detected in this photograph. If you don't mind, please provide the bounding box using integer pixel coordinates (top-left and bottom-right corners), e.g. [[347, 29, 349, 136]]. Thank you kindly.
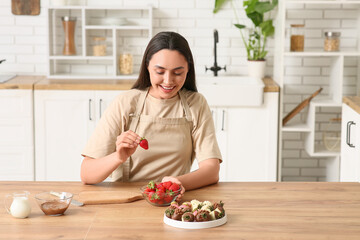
[[324, 32, 340, 52], [92, 37, 107, 56], [290, 24, 305, 52], [119, 48, 133, 75]]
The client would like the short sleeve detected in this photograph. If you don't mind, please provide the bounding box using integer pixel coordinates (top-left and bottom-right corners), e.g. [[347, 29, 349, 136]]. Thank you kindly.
[[188, 92, 222, 164]]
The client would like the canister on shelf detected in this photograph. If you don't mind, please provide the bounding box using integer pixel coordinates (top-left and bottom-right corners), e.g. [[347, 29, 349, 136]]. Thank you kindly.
[[92, 37, 107, 56], [119, 49, 133, 75], [290, 24, 304, 52], [324, 31, 340, 52], [61, 16, 77, 55]]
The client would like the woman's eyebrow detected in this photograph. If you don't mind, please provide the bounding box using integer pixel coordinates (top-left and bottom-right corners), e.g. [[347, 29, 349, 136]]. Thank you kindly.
[[154, 65, 185, 70]]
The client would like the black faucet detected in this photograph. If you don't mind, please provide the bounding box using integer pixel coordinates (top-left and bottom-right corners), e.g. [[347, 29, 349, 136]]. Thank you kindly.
[[206, 29, 226, 77]]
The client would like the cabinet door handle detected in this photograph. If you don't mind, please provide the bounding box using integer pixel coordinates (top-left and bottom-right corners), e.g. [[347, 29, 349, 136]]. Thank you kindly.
[[221, 110, 225, 131], [89, 99, 92, 121], [99, 99, 103, 119], [346, 121, 356, 148]]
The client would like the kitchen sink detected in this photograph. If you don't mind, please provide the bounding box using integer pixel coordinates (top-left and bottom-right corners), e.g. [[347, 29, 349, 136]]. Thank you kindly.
[[196, 76, 265, 107]]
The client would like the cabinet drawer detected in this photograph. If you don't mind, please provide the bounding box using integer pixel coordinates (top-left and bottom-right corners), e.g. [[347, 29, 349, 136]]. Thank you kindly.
[[0, 146, 34, 180], [0, 118, 33, 146], [0, 90, 32, 117]]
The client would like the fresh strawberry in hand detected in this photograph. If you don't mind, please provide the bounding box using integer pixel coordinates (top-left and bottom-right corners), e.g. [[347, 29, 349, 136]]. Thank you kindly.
[[139, 137, 149, 150], [162, 181, 172, 189], [169, 182, 180, 192]]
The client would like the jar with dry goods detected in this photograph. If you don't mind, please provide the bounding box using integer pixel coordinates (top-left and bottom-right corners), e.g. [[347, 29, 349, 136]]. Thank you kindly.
[[92, 37, 107, 56], [119, 50, 133, 75], [324, 31, 340, 52], [290, 24, 304, 52]]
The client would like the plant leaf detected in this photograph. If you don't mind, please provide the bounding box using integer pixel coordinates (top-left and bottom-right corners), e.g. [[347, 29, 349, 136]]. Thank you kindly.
[[247, 12, 263, 26], [260, 20, 274, 37], [254, 1, 276, 14], [213, 0, 228, 13], [234, 23, 245, 29]]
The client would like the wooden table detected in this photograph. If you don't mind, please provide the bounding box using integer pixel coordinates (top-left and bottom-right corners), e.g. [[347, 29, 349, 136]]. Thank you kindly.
[[1, 182, 360, 240]]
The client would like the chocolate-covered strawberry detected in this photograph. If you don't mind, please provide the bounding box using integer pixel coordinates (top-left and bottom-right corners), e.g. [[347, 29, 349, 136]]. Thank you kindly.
[[213, 201, 225, 215], [165, 205, 177, 219], [171, 208, 183, 221], [179, 204, 192, 213], [195, 210, 211, 222], [181, 212, 195, 222], [210, 209, 224, 220]]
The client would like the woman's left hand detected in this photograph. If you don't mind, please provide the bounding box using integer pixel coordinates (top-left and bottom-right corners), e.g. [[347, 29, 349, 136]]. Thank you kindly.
[[161, 176, 185, 202]]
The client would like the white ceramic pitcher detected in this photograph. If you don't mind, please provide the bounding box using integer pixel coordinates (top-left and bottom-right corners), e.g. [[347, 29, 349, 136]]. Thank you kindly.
[[4, 191, 31, 218]]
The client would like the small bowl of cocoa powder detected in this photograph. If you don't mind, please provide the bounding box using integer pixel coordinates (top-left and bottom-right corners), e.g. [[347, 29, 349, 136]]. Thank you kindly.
[[35, 192, 73, 216]]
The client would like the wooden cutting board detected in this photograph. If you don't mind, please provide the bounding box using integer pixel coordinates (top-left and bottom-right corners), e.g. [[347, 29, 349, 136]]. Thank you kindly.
[[12, 0, 40, 16], [78, 191, 144, 205]]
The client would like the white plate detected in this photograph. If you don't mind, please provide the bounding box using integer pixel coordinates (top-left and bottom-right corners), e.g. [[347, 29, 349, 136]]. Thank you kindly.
[[163, 214, 227, 229]]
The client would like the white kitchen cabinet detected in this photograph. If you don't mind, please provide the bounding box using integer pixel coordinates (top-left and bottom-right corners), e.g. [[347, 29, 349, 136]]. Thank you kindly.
[[340, 103, 360, 182], [34, 89, 123, 181], [191, 92, 279, 182], [0, 90, 34, 180]]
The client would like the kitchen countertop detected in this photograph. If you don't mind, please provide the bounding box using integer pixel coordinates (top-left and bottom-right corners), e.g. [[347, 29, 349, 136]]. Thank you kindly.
[[0, 75, 46, 89], [343, 96, 360, 115], [0, 75, 279, 92], [1, 181, 359, 239]]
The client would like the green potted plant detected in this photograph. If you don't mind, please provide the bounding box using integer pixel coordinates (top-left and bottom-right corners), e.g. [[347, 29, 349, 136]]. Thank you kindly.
[[214, 0, 278, 78]]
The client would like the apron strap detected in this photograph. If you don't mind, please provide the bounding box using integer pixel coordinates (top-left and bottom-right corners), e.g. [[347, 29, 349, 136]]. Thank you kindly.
[[179, 90, 192, 122], [122, 88, 149, 182]]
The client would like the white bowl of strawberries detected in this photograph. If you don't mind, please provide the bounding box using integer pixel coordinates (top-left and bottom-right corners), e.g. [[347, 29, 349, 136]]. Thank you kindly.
[[141, 180, 181, 207]]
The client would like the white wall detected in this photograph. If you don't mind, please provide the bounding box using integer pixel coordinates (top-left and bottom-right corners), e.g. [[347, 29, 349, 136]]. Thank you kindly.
[[0, 0, 358, 181]]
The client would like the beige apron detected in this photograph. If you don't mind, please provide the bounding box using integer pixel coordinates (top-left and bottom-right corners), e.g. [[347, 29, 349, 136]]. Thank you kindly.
[[111, 88, 194, 182]]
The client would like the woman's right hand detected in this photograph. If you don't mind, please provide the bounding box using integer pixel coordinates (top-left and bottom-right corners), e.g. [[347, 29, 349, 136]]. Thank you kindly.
[[115, 130, 141, 163]]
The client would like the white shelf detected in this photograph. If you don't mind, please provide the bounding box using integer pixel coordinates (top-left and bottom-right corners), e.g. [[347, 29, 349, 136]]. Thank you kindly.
[[286, 0, 360, 4], [47, 5, 153, 79], [85, 25, 150, 30], [48, 6, 151, 10], [48, 72, 138, 80], [310, 98, 342, 107], [49, 56, 113, 60], [311, 144, 341, 157], [282, 123, 311, 132], [284, 49, 360, 57]]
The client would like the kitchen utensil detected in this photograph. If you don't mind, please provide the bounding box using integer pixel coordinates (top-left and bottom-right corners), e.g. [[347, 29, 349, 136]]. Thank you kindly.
[[50, 191, 84, 206], [35, 191, 73, 216], [282, 88, 323, 126], [78, 190, 143, 205], [163, 214, 227, 229], [4, 191, 31, 218], [12, 0, 40, 16]]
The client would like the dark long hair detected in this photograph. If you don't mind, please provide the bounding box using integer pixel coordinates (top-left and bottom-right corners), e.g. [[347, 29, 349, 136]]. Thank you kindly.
[[132, 31, 197, 92]]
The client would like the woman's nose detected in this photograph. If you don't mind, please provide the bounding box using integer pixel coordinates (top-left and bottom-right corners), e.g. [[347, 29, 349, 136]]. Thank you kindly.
[[163, 72, 173, 84]]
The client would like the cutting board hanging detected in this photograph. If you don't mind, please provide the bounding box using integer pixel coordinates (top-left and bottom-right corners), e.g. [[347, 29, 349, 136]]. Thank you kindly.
[[12, 0, 40, 16]]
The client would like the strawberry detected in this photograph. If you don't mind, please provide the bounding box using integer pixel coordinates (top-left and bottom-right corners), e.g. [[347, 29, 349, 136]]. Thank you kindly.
[[148, 192, 159, 203], [164, 194, 173, 203], [147, 180, 156, 191], [162, 181, 172, 189], [139, 137, 148, 150], [168, 182, 180, 192]]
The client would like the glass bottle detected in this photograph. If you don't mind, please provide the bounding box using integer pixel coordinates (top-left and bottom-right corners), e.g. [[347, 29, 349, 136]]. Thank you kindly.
[[290, 24, 305, 52], [119, 48, 133, 75], [324, 32, 340, 52], [61, 16, 77, 55], [92, 37, 107, 56]]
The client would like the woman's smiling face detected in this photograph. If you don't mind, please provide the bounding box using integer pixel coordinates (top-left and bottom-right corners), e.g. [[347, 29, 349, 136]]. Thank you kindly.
[[147, 49, 188, 99]]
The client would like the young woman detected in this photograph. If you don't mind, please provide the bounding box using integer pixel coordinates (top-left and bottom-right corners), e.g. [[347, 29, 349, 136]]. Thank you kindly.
[[81, 32, 222, 196]]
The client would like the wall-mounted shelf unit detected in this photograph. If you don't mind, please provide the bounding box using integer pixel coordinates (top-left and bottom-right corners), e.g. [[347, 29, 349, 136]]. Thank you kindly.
[[47, 6, 153, 79], [274, 0, 360, 181]]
